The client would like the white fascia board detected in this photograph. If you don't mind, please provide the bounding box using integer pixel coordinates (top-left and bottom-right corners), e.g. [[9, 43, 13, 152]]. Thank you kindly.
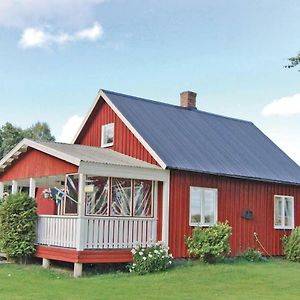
[[100, 90, 167, 169], [0, 139, 80, 172], [72, 90, 102, 144], [79, 161, 170, 182], [71, 89, 167, 169]]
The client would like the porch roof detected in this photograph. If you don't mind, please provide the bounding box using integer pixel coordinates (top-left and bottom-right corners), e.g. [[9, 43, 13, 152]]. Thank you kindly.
[[0, 139, 161, 174]]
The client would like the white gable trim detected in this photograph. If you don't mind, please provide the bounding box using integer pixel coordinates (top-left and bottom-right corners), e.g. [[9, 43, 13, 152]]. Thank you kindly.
[[0, 139, 80, 173], [72, 89, 167, 169]]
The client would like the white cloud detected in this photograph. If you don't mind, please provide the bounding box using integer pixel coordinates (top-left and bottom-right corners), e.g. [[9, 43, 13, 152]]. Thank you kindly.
[[19, 22, 103, 48], [0, 0, 104, 29], [59, 115, 84, 143], [262, 93, 300, 117]]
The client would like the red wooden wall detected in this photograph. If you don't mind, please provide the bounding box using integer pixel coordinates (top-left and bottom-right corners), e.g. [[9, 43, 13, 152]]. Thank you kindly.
[[0, 148, 77, 215], [169, 170, 300, 257], [75, 98, 158, 165], [0, 148, 78, 182]]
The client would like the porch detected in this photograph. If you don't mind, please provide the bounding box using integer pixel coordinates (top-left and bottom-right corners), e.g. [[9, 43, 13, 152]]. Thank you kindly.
[[0, 140, 170, 277]]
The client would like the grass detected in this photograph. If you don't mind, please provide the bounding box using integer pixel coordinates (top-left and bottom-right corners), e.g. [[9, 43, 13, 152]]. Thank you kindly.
[[0, 259, 300, 300]]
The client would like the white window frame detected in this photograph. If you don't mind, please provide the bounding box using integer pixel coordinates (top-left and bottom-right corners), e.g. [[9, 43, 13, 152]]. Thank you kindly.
[[101, 123, 114, 148], [189, 186, 218, 227], [274, 195, 294, 230]]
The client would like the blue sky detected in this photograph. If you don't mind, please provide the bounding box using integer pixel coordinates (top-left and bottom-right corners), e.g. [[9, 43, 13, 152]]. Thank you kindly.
[[0, 0, 299, 164]]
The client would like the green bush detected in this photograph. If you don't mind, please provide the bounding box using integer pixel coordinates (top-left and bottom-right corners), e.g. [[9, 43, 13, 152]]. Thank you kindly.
[[185, 222, 232, 263], [283, 227, 300, 262], [129, 242, 173, 275], [0, 193, 37, 261], [240, 248, 263, 262]]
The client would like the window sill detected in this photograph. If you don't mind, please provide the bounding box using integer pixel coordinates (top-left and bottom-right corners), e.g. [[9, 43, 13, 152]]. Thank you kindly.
[[190, 223, 216, 227], [101, 142, 114, 148], [274, 226, 294, 230]]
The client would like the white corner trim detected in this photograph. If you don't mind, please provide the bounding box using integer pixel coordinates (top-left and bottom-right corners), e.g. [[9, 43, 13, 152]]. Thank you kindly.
[[0, 139, 81, 173], [71, 89, 167, 169]]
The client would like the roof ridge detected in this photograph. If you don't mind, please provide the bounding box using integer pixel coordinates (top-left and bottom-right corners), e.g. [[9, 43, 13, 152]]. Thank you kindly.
[[102, 89, 252, 124]]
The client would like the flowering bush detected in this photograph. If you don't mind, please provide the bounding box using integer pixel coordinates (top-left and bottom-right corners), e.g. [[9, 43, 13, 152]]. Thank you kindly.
[[129, 242, 173, 275], [185, 221, 232, 263]]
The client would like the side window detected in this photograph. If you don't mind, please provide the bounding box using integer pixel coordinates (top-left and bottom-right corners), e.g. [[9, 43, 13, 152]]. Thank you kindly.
[[101, 123, 114, 147], [274, 195, 294, 229], [190, 187, 218, 226]]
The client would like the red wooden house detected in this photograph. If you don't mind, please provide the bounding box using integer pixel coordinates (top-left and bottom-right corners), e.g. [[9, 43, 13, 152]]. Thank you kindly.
[[0, 89, 300, 277]]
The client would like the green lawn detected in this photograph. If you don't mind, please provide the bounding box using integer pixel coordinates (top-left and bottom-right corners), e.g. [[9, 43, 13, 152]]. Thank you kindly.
[[0, 259, 299, 300]]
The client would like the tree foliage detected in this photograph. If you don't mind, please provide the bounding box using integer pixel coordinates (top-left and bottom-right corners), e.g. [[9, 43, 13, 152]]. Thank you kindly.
[[285, 52, 300, 70], [0, 121, 55, 158], [0, 193, 37, 261]]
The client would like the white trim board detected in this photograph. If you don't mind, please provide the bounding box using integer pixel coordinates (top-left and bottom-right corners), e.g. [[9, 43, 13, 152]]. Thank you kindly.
[[71, 89, 167, 169], [0, 139, 81, 173]]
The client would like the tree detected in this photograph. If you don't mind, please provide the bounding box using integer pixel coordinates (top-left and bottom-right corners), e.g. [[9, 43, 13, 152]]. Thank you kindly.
[[0, 123, 24, 158], [285, 52, 300, 70], [23, 122, 55, 142], [0, 121, 55, 159]]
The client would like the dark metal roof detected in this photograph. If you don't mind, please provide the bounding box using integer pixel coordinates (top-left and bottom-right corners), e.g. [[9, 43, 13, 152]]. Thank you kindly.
[[103, 89, 300, 185]]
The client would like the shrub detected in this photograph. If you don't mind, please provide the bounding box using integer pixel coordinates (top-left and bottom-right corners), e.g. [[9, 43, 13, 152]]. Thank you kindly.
[[0, 193, 37, 262], [129, 242, 173, 275], [240, 248, 263, 262], [185, 222, 232, 263], [283, 227, 300, 262]]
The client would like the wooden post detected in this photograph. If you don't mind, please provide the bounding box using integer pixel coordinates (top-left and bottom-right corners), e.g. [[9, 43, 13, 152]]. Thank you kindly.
[[42, 258, 50, 269], [162, 173, 170, 247], [12, 180, 18, 194], [76, 174, 86, 251], [74, 262, 83, 278], [0, 182, 4, 199], [29, 178, 36, 198]]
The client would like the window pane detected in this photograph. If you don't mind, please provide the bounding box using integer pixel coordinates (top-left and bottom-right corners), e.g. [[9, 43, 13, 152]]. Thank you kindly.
[[111, 178, 132, 216], [190, 188, 202, 224], [65, 174, 79, 214], [102, 123, 114, 145], [203, 189, 216, 224], [274, 197, 282, 227], [134, 180, 152, 217], [284, 198, 293, 227], [85, 176, 109, 216]]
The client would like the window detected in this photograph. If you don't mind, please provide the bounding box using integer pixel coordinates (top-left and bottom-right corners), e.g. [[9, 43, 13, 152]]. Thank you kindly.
[[101, 123, 114, 147], [134, 180, 153, 217], [190, 187, 217, 226], [111, 178, 132, 216], [64, 174, 79, 215], [274, 195, 294, 229], [85, 176, 109, 216]]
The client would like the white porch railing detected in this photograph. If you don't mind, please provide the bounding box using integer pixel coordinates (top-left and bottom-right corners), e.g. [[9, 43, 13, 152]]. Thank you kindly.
[[37, 215, 78, 248], [37, 215, 157, 250]]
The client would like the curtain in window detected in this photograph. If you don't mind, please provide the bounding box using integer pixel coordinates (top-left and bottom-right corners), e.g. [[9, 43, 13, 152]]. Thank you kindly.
[[203, 189, 215, 224], [134, 180, 152, 217], [65, 174, 79, 214], [284, 198, 292, 227], [190, 188, 202, 224], [85, 176, 109, 216], [111, 178, 132, 216], [274, 198, 282, 227]]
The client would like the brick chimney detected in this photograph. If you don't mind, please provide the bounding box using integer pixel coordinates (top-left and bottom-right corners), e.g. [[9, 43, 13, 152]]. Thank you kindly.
[[180, 91, 197, 109]]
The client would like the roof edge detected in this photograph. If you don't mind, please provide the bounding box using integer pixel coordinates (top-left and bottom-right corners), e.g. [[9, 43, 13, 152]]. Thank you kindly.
[[167, 166, 300, 186], [0, 139, 81, 173], [71, 89, 167, 169]]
